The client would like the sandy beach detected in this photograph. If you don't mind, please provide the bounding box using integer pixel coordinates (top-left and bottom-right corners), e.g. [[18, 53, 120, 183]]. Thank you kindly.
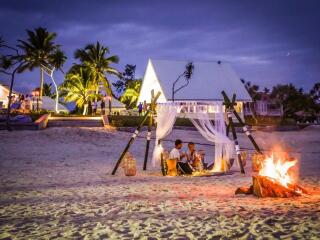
[[0, 126, 320, 239]]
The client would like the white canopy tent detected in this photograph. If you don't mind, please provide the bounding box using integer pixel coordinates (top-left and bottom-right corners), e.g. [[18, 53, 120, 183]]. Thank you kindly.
[[137, 59, 252, 172], [152, 102, 235, 172], [138, 59, 252, 104]]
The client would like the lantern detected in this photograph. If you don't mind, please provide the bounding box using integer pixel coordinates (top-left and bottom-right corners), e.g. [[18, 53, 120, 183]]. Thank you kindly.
[[122, 152, 136, 176]]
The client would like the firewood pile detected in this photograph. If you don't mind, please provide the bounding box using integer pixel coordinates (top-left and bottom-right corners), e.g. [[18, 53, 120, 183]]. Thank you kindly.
[[236, 175, 307, 198], [236, 152, 308, 198]]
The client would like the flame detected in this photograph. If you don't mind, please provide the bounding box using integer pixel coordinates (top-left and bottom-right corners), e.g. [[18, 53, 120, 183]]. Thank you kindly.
[[259, 153, 296, 188]]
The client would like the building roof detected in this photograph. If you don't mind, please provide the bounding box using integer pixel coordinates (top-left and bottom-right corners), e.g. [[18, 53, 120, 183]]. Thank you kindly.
[[0, 80, 20, 95], [138, 59, 252, 103], [42, 96, 69, 113], [98, 98, 126, 108]]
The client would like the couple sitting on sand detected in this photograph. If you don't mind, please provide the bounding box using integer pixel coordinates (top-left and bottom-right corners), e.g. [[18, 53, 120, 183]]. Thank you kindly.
[[168, 139, 208, 174]]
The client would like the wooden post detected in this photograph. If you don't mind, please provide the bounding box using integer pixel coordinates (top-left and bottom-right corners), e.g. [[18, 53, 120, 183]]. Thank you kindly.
[[143, 90, 155, 170], [221, 91, 262, 154], [222, 92, 245, 174], [227, 110, 245, 174], [111, 92, 161, 175], [226, 122, 230, 137], [111, 112, 149, 175]]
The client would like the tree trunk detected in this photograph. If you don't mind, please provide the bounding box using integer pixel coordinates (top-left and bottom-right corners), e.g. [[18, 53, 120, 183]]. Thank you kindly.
[[108, 98, 112, 115], [5, 62, 24, 131], [87, 100, 92, 115], [6, 67, 19, 131], [83, 103, 88, 115], [95, 86, 99, 104], [39, 68, 44, 100]]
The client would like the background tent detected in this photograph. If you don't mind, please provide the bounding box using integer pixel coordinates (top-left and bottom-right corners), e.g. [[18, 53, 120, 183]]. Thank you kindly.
[[41, 96, 69, 113], [97, 98, 126, 114]]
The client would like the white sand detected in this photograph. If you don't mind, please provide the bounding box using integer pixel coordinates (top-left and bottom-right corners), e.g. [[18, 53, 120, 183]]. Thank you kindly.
[[0, 126, 320, 239]]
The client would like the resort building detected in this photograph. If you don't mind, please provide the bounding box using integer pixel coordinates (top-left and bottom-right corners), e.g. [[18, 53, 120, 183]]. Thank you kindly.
[[243, 93, 284, 117], [0, 81, 19, 109]]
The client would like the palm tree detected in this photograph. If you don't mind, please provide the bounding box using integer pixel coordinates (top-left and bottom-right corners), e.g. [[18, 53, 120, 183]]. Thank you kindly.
[[120, 79, 142, 108], [42, 83, 53, 97], [60, 67, 98, 115], [240, 79, 260, 123], [172, 62, 194, 101], [310, 82, 320, 101], [50, 49, 67, 72], [17, 27, 63, 99], [74, 41, 120, 98], [46, 49, 67, 113]]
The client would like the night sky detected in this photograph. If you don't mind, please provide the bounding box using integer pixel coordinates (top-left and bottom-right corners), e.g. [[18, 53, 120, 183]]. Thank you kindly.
[[1, 0, 319, 93]]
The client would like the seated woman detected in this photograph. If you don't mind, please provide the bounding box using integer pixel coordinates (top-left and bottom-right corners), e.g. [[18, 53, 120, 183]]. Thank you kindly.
[[186, 142, 204, 171]]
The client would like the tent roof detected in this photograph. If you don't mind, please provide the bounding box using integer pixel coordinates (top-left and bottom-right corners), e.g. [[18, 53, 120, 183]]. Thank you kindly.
[[42, 96, 69, 113], [0, 81, 20, 95], [98, 98, 126, 108], [111, 98, 125, 108], [138, 59, 252, 103]]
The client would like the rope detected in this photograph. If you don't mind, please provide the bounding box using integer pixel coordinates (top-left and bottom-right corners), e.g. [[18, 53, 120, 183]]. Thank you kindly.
[[135, 135, 320, 155]]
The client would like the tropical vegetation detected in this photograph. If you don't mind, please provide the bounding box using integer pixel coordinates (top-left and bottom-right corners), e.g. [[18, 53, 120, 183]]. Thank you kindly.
[[74, 41, 120, 98], [241, 79, 320, 120], [16, 27, 67, 98], [1, 27, 319, 123], [60, 67, 98, 115], [120, 79, 142, 108], [113, 64, 142, 108]]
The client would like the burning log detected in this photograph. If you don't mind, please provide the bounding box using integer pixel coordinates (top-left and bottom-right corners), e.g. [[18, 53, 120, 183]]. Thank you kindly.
[[235, 185, 253, 195], [236, 176, 307, 197], [252, 176, 303, 198], [236, 151, 308, 198]]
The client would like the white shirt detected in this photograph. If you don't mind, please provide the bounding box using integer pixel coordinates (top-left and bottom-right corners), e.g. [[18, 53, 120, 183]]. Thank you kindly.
[[169, 148, 180, 160]]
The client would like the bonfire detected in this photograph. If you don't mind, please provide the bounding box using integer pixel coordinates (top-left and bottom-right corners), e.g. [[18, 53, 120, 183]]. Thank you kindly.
[[236, 151, 308, 198]]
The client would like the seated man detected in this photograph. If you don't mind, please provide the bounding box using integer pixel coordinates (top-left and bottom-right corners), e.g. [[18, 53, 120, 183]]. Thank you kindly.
[[186, 142, 204, 171], [165, 139, 184, 176], [169, 139, 185, 161], [169, 139, 195, 175]]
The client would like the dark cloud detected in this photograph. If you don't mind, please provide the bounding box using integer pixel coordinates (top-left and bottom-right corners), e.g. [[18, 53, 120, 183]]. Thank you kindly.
[[1, 0, 319, 92]]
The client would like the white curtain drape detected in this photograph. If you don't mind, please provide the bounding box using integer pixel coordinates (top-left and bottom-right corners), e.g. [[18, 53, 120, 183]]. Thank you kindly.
[[189, 103, 234, 172], [152, 104, 179, 167]]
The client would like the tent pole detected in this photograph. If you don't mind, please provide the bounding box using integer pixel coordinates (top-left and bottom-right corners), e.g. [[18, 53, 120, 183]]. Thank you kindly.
[[143, 111, 152, 170], [222, 92, 245, 174], [226, 123, 230, 137], [221, 91, 262, 154], [143, 90, 155, 170], [111, 112, 149, 175], [111, 92, 161, 175], [160, 140, 167, 176], [227, 110, 245, 174]]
